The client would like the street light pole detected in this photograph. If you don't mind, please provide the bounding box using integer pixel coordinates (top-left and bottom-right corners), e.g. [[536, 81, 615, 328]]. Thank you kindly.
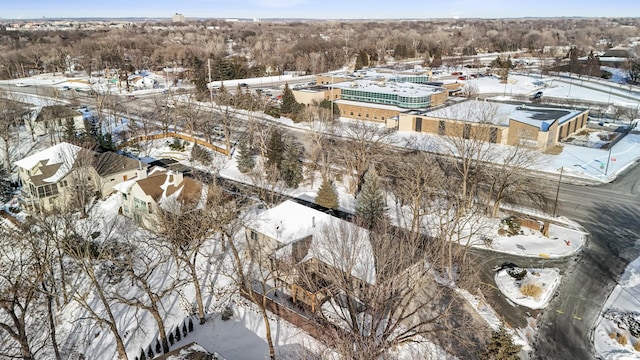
[[552, 167, 563, 217], [605, 144, 613, 176]]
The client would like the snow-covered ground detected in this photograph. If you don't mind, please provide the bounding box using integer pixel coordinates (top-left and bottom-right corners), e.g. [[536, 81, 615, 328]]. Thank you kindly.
[[495, 268, 561, 309], [475, 222, 586, 258], [594, 256, 640, 359], [3, 68, 639, 359]]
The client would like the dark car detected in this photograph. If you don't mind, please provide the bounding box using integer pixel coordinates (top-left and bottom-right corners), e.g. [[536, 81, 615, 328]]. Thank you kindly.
[[493, 262, 518, 272], [239, 83, 249, 87], [533, 91, 543, 99]]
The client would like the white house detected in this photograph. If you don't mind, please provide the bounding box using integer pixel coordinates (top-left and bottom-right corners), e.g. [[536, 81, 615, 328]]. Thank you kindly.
[[15, 142, 146, 212], [245, 200, 376, 311], [115, 167, 206, 229]]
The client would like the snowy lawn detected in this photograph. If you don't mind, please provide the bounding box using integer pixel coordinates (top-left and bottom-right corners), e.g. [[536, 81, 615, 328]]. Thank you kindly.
[[594, 256, 640, 359], [475, 222, 586, 258], [495, 268, 561, 309]]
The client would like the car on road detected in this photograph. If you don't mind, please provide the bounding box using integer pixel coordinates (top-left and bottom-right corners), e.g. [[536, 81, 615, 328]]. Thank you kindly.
[[239, 83, 249, 87], [533, 91, 543, 99], [127, 95, 136, 100], [15, 82, 28, 87], [61, 85, 72, 91]]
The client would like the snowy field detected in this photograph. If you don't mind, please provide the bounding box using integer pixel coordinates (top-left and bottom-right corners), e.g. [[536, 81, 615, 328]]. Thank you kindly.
[[594, 256, 640, 359]]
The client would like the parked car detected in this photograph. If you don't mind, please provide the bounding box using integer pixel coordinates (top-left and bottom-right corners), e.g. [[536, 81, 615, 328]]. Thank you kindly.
[[15, 82, 28, 87], [213, 126, 225, 136], [239, 83, 249, 87], [533, 91, 543, 99], [61, 85, 72, 91]]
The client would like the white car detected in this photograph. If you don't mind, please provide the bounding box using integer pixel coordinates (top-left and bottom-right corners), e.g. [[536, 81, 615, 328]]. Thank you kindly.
[[15, 82, 29, 87]]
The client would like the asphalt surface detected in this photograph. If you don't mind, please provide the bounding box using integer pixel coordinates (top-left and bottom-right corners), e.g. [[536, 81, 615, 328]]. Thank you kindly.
[[530, 161, 640, 359]]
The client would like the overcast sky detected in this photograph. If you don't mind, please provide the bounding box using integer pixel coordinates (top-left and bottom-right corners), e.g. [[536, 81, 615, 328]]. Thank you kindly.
[[3, 0, 640, 19]]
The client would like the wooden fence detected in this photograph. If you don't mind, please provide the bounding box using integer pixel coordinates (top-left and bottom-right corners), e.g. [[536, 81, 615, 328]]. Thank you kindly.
[[118, 132, 229, 156]]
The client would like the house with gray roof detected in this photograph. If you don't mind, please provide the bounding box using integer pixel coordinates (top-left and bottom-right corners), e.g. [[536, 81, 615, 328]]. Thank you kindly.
[[15, 142, 147, 212]]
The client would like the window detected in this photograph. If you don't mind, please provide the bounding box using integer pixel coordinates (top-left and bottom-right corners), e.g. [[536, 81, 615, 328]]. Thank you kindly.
[[490, 127, 498, 143], [415, 117, 422, 132], [123, 204, 129, 213], [122, 193, 128, 200], [250, 230, 258, 242], [365, 114, 369, 118], [134, 197, 148, 212], [463, 124, 471, 139], [381, 117, 385, 120], [147, 202, 153, 214], [350, 112, 354, 115], [438, 121, 446, 135]]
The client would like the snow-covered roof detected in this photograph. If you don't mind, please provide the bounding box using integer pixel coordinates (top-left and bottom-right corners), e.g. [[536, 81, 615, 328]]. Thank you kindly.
[[421, 100, 585, 131], [331, 79, 443, 98], [248, 200, 376, 284], [15, 142, 81, 170], [113, 178, 138, 193], [14, 142, 82, 184]]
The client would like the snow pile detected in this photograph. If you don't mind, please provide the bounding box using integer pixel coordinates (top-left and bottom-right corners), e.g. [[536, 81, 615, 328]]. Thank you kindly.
[[595, 256, 640, 359], [495, 268, 561, 309]]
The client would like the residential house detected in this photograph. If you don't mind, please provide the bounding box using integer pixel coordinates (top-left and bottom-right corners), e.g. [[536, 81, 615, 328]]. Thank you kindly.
[[15, 142, 147, 212], [245, 200, 376, 312], [115, 167, 206, 229], [27, 105, 85, 137]]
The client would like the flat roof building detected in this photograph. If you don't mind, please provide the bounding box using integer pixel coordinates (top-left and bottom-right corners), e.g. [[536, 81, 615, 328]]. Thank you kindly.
[[309, 68, 449, 123], [398, 100, 589, 151]]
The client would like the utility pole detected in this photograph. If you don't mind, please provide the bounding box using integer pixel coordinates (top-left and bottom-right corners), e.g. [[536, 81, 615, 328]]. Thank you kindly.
[[605, 144, 613, 176], [552, 167, 563, 217]]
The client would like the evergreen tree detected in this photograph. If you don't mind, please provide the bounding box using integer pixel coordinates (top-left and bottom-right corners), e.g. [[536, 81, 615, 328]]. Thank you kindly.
[[355, 165, 387, 229], [315, 179, 339, 210], [280, 83, 299, 114], [190, 55, 208, 96], [319, 99, 340, 119], [182, 323, 188, 337], [266, 129, 285, 172], [236, 140, 255, 173], [62, 118, 77, 144], [482, 327, 522, 360], [188, 318, 194, 332], [280, 140, 303, 188]]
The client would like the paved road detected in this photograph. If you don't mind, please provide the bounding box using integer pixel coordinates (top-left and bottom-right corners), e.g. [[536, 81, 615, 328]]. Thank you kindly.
[[532, 161, 640, 359]]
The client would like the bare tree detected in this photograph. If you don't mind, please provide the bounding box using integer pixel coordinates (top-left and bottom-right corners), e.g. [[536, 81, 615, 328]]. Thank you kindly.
[[222, 202, 280, 360], [0, 226, 42, 360], [436, 101, 501, 210], [0, 93, 31, 171], [296, 222, 473, 359], [156, 181, 236, 324], [337, 121, 394, 193], [112, 233, 187, 355], [65, 215, 130, 360]]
